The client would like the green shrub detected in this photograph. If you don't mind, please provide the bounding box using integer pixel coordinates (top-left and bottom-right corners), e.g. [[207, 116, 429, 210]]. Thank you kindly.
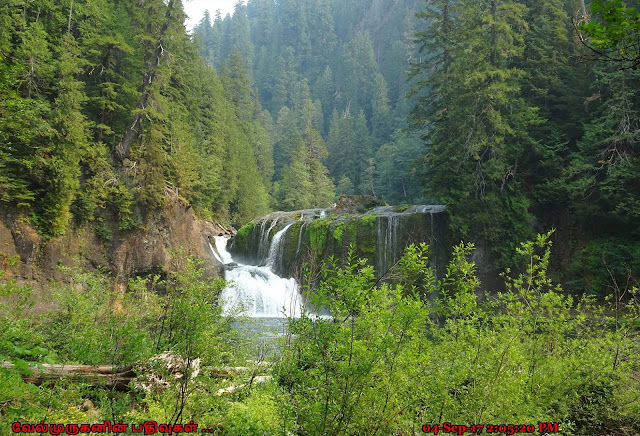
[[360, 214, 376, 228], [332, 222, 346, 246], [276, 233, 640, 435]]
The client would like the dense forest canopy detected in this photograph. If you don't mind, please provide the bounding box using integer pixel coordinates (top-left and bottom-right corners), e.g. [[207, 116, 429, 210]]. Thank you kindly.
[[193, 0, 426, 207], [1, 1, 640, 434], [1, 0, 639, 295], [0, 0, 271, 233], [194, 0, 640, 294]]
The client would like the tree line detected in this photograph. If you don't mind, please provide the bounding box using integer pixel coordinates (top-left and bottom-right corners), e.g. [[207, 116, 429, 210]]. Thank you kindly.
[[194, 0, 639, 295], [193, 0, 427, 208], [409, 0, 640, 293], [1, 0, 638, 296], [0, 0, 272, 235]]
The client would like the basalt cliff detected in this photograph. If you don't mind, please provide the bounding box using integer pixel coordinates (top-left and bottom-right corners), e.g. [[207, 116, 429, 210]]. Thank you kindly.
[[0, 193, 231, 296], [229, 195, 450, 282]]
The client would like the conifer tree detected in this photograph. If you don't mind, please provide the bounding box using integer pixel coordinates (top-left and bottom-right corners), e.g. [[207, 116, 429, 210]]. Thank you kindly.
[[412, 0, 540, 261], [40, 31, 90, 235], [229, 1, 255, 75], [566, 65, 640, 228], [273, 106, 302, 179]]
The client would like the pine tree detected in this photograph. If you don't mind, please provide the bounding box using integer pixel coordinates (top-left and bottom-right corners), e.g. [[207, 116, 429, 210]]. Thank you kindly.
[[375, 131, 424, 204], [221, 49, 255, 123], [302, 100, 335, 206], [371, 72, 391, 147], [566, 65, 640, 228], [273, 106, 302, 179], [276, 141, 314, 210], [340, 31, 379, 122], [517, 0, 582, 216], [313, 65, 336, 133], [276, 126, 334, 210], [40, 30, 91, 235], [0, 62, 52, 207], [229, 1, 255, 75], [411, 0, 540, 261], [326, 110, 355, 185], [248, 0, 275, 49]]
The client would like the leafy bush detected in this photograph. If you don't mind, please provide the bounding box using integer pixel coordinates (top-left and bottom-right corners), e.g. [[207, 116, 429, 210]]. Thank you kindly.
[[0, 252, 238, 430], [277, 234, 640, 435], [276, 246, 432, 434], [2, 236, 638, 435]]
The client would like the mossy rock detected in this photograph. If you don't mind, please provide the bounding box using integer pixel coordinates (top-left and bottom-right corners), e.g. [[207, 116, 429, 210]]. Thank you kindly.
[[333, 195, 385, 214], [231, 222, 255, 255], [308, 218, 331, 254], [226, 205, 449, 282], [332, 222, 346, 246], [360, 214, 376, 228]]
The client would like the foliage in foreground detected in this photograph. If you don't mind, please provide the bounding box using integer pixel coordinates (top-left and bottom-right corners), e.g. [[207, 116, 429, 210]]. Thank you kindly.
[[0, 253, 282, 433], [1, 235, 639, 435], [278, 234, 640, 435]]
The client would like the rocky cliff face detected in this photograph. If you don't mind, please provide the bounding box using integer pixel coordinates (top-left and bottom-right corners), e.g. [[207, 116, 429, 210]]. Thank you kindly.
[[0, 193, 230, 294], [230, 197, 449, 282]]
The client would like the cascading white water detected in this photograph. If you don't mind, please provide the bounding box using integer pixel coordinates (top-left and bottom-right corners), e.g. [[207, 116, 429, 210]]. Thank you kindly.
[[296, 221, 307, 256], [376, 214, 400, 275], [215, 226, 302, 318], [257, 218, 279, 260], [266, 222, 294, 269], [213, 236, 233, 264]]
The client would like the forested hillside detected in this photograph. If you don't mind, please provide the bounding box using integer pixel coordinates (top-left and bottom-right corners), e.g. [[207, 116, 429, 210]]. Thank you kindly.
[[409, 0, 640, 293], [194, 0, 640, 295], [1, 1, 640, 433], [0, 0, 271, 235], [193, 0, 427, 207]]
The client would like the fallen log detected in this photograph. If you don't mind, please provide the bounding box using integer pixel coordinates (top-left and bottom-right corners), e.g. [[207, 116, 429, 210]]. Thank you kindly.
[[216, 376, 273, 396], [1, 361, 271, 391], [1, 362, 135, 391]]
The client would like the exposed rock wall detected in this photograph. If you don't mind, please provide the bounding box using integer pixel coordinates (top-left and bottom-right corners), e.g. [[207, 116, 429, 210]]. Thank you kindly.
[[0, 194, 230, 293], [230, 201, 449, 282]]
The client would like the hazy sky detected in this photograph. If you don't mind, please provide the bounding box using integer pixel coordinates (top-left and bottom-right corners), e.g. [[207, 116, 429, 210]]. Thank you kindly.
[[183, 0, 238, 30]]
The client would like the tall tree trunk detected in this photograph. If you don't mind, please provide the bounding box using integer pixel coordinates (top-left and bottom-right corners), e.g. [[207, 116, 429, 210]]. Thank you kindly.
[[580, 0, 589, 22], [443, 0, 450, 75], [67, 0, 73, 34], [115, 0, 174, 162]]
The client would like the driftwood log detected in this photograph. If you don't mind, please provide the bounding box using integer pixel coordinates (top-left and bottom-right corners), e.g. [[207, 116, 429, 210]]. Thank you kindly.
[[1, 361, 270, 392], [1, 362, 135, 391]]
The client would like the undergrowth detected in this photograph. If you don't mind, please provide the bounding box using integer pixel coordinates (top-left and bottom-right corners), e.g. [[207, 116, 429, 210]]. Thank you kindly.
[[0, 232, 638, 434]]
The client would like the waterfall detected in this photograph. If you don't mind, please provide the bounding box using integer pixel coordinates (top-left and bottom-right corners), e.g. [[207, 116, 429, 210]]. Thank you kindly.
[[208, 240, 223, 264], [227, 204, 447, 293], [376, 214, 400, 276], [257, 218, 279, 260], [296, 221, 307, 257], [266, 222, 294, 270], [215, 229, 302, 318], [213, 236, 234, 264]]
